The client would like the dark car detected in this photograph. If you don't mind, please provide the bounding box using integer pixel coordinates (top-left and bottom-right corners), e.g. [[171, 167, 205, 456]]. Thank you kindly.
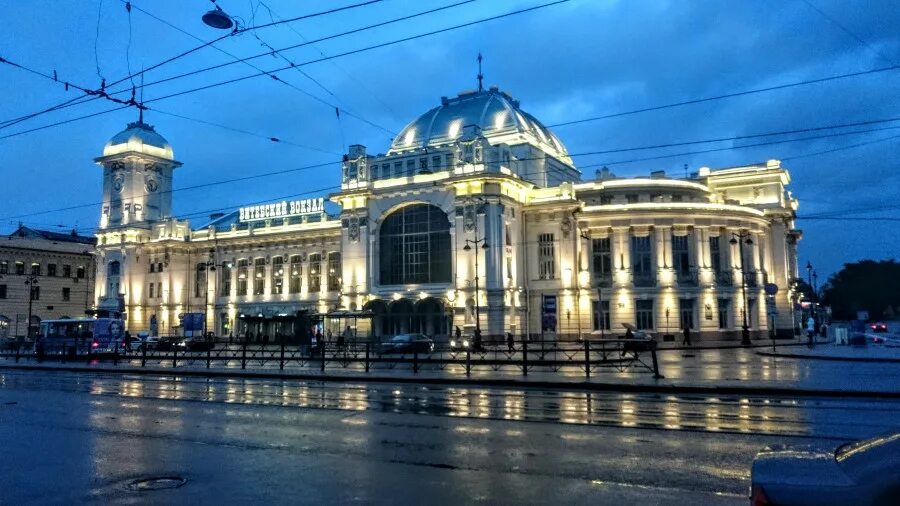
[[871, 322, 888, 333], [377, 334, 434, 355], [177, 336, 215, 352], [154, 337, 180, 352]]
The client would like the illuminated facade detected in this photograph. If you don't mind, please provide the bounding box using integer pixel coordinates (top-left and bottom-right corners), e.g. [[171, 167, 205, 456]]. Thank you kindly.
[[95, 87, 801, 341]]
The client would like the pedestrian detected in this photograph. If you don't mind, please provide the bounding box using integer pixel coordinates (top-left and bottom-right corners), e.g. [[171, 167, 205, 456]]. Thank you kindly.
[[506, 331, 515, 352], [124, 330, 132, 352], [455, 326, 462, 342], [806, 316, 815, 346], [473, 328, 483, 351], [681, 323, 692, 346]]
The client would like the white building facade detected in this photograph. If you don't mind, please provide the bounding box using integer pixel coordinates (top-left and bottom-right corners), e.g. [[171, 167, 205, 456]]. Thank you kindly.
[[94, 87, 802, 342]]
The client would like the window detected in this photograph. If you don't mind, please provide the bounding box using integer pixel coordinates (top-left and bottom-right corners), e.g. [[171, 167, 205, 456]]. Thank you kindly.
[[445, 153, 455, 169], [76, 266, 85, 279], [15, 261, 25, 275], [220, 262, 232, 296], [679, 298, 694, 330], [195, 263, 207, 298], [309, 254, 322, 292], [148, 283, 155, 299], [327, 253, 341, 291], [631, 235, 653, 283], [591, 237, 612, 284], [31, 263, 41, 276], [393, 161, 402, 177], [107, 260, 121, 277], [149, 262, 156, 273], [237, 259, 249, 296], [47, 264, 57, 277], [30, 286, 40, 301], [538, 233, 556, 280], [718, 298, 729, 329], [672, 233, 691, 278], [62, 264, 71, 278], [592, 300, 610, 331], [370, 164, 379, 179], [253, 258, 266, 295], [419, 158, 428, 171], [636, 299, 654, 330], [406, 159, 415, 176], [289, 255, 302, 293], [62, 287, 70, 301], [157, 262, 163, 273], [0, 285, 6, 299], [0, 261, 7, 274], [379, 204, 451, 285], [626, 194, 638, 203], [709, 236, 722, 274], [272, 256, 284, 295], [432, 156, 442, 171]]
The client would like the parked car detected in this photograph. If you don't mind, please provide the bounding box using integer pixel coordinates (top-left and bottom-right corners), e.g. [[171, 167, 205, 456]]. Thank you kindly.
[[137, 336, 161, 351], [750, 431, 900, 505], [177, 336, 215, 352], [449, 336, 470, 351], [154, 337, 180, 352], [871, 322, 888, 333], [377, 334, 434, 355]]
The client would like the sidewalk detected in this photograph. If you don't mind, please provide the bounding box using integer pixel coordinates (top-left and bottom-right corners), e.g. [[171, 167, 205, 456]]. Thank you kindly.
[[3, 343, 899, 398], [758, 342, 900, 363]]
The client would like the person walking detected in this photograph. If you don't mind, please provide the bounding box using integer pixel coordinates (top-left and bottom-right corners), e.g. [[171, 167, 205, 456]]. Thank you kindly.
[[455, 326, 462, 342], [506, 331, 515, 353], [806, 316, 816, 346], [681, 323, 692, 346]]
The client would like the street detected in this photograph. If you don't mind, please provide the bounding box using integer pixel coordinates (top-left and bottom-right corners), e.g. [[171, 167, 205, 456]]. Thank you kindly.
[[2, 369, 899, 504]]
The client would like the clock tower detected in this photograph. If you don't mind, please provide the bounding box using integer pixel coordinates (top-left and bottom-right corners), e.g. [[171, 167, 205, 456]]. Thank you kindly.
[[95, 120, 181, 230]]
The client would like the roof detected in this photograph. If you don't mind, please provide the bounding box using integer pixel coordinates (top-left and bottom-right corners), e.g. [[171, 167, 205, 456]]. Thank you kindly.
[[101, 121, 175, 160], [388, 87, 571, 162], [7, 225, 96, 245]]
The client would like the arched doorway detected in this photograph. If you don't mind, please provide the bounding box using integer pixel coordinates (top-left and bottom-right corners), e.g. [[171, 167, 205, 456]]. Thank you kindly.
[[363, 299, 389, 338], [414, 297, 447, 338], [386, 299, 414, 335]]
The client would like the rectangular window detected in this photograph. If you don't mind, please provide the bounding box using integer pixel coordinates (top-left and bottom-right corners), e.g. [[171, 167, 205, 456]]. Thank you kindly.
[[62, 264, 71, 278], [406, 159, 416, 176], [30, 286, 40, 301], [62, 287, 70, 301], [220, 262, 232, 296], [0, 261, 7, 274], [591, 237, 612, 284], [30, 263, 41, 276], [194, 264, 206, 298], [327, 253, 341, 291], [635, 299, 654, 330], [253, 258, 266, 295], [679, 298, 694, 330], [149, 283, 155, 299], [237, 259, 249, 296], [289, 255, 302, 293], [308, 254, 321, 293], [538, 233, 555, 280], [157, 262, 163, 273], [15, 261, 25, 275], [0, 285, 6, 299], [592, 300, 611, 331], [272, 256, 284, 295], [47, 264, 57, 277], [631, 235, 653, 284], [76, 266, 85, 279], [393, 162, 402, 178], [150, 262, 156, 273], [445, 153, 455, 169], [718, 298, 729, 329], [370, 164, 379, 180], [626, 194, 639, 203], [672, 233, 692, 281], [432, 156, 442, 171], [419, 158, 428, 171]]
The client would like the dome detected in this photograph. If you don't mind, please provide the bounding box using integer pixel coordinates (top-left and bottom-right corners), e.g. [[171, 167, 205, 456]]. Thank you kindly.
[[388, 87, 572, 164], [102, 121, 175, 160]]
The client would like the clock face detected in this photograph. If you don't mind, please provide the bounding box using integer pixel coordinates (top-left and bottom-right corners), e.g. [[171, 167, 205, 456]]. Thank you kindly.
[[146, 179, 159, 193]]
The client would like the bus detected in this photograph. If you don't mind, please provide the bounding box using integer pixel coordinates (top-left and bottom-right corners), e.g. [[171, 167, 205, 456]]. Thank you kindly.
[[37, 318, 126, 354]]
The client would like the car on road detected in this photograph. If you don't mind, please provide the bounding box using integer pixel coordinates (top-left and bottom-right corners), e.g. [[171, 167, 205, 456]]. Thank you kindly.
[[871, 322, 888, 333], [449, 336, 470, 351], [750, 431, 900, 505], [176, 336, 216, 352], [137, 336, 161, 351], [377, 334, 434, 355]]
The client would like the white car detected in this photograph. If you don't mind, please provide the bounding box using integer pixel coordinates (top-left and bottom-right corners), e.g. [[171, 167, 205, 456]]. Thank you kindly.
[[750, 431, 900, 505], [139, 336, 161, 351]]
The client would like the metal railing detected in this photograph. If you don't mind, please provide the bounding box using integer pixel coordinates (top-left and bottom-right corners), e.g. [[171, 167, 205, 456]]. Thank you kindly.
[[1, 338, 664, 380]]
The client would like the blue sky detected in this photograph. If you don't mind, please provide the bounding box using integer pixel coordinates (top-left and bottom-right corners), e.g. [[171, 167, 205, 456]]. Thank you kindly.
[[1, 0, 898, 281]]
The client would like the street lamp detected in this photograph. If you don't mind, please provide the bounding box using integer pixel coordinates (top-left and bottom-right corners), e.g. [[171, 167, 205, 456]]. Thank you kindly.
[[730, 231, 753, 346], [25, 275, 39, 339], [806, 260, 816, 330], [201, 1, 235, 30], [463, 237, 490, 341]]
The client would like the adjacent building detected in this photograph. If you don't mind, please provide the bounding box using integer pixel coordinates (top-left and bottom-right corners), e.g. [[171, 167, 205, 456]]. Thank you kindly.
[[0, 225, 96, 338], [93, 86, 802, 342]]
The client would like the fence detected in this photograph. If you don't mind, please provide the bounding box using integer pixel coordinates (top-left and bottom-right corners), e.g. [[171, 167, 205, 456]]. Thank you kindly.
[[0, 338, 664, 380]]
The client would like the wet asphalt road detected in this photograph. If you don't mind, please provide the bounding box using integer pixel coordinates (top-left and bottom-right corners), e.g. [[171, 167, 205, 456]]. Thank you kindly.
[[1, 369, 899, 505]]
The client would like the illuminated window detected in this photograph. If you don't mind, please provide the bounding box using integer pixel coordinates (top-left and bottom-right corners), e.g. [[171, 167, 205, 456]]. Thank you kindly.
[[592, 300, 610, 331], [272, 256, 284, 295], [379, 204, 451, 285], [220, 262, 232, 296], [538, 234, 555, 280], [631, 236, 654, 286], [327, 253, 341, 291], [672, 234, 692, 280], [289, 255, 302, 294], [591, 238, 612, 284], [253, 258, 266, 295], [31, 263, 41, 276], [635, 299, 654, 330], [237, 259, 249, 296], [309, 254, 321, 293]]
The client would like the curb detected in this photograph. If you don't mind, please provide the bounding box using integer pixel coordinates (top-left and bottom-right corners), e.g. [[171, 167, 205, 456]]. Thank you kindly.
[[757, 350, 900, 364], [3, 362, 900, 399]]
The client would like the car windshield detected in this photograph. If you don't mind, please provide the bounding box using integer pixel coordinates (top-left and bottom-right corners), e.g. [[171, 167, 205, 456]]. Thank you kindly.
[[836, 431, 900, 462]]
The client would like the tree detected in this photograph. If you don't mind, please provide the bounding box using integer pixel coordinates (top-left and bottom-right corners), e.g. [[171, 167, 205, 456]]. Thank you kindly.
[[821, 260, 900, 320]]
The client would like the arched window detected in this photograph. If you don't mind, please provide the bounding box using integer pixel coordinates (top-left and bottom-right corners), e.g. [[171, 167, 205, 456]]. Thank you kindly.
[[380, 204, 451, 285], [107, 260, 120, 277]]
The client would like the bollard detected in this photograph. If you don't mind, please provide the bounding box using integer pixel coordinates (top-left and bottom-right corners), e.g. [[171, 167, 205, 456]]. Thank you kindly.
[[584, 339, 590, 379], [522, 340, 528, 376], [413, 351, 418, 374], [466, 349, 471, 377], [280, 342, 285, 371], [241, 342, 247, 370], [141, 342, 147, 367], [365, 343, 370, 373], [207, 347, 211, 369], [651, 348, 664, 379]]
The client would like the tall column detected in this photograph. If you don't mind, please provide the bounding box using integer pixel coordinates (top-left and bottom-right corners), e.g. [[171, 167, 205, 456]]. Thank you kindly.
[[483, 202, 505, 339]]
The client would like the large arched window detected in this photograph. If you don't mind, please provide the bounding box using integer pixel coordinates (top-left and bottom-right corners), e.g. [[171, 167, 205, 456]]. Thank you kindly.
[[380, 204, 451, 285]]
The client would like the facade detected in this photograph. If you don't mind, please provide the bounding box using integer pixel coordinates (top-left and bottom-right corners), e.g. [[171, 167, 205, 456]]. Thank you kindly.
[[0, 226, 96, 338], [94, 86, 801, 342]]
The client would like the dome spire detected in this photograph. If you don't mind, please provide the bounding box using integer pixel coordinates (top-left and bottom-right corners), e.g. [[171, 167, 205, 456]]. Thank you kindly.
[[477, 53, 484, 92]]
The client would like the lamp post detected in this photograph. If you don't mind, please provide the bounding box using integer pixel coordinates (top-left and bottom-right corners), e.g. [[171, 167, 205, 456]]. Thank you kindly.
[[805, 261, 815, 329], [25, 275, 39, 339], [730, 231, 753, 346], [463, 237, 489, 339]]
